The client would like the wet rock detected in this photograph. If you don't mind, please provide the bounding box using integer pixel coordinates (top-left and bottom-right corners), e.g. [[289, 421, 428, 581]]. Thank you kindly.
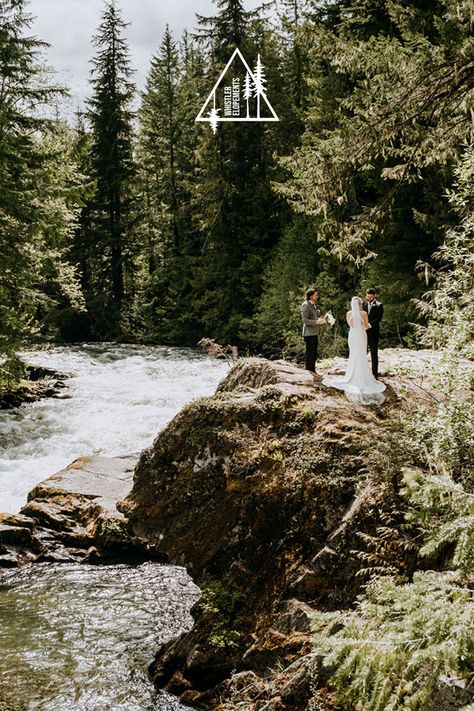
[[0, 453, 161, 567], [0, 552, 20, 568], [1, 364, 71, 409], [0, 522, 34, 547], [25, 364, 72, 381]]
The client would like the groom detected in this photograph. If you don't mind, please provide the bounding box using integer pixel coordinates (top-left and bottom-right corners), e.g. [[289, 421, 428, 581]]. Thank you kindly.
[[363, 288, 384, 378], [301, 288, 326, 372]]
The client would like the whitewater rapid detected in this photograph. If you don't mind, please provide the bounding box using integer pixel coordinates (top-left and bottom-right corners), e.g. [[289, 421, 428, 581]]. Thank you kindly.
[[0, 343, 229, 513]]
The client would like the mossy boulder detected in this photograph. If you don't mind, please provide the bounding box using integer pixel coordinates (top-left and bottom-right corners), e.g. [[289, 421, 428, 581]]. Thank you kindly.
[[119, 356, 427, 709]]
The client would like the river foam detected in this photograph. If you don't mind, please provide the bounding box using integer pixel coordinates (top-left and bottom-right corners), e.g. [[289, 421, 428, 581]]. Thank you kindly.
[[0, 343, 229, 513]]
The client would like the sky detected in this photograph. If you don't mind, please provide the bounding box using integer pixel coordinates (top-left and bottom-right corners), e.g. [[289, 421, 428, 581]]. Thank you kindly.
[[27, 0, 262, 115]]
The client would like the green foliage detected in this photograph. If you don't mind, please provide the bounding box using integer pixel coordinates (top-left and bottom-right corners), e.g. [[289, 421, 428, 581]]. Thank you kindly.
[[312, 572, 474, 711], [280, 1, 468, 259], [310, 71, 474, 706], [135, 28, 205, 345], [414, 146, 474, 359], [354, 505, 418, 581], [252, 213, 351, 357], [198, 580, 244, 649], [403, 389, 474, 477], [84, 1, 137, 337], [0, 0, 84, 372], [383, 143, 474, 585], [99, 517, 131, 544], [402, 468, 474, 579], [395, 172, 474, 576], [271, 0, 473, 344], [3, 0, 474, 358]]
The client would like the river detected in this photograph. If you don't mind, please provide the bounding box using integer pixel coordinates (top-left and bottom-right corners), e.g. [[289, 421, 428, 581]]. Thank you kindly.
[[0, 343, 229, 710], [0, 343, 229, 513]]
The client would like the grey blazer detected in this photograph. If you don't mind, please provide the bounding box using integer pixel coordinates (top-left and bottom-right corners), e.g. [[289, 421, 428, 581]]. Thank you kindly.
[[301, 300, 321, 337]]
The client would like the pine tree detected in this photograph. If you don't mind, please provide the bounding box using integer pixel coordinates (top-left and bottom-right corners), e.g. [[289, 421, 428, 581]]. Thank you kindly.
[[0, 0, 82, 378], [276, 0, 472, 342], [137, 26, 180, 273], [187, 0, 285, 344], [86, 0, 136, 336], [196, 0, 251, 59], [135, 30, 205, 344], [276, 0, 308, 128]]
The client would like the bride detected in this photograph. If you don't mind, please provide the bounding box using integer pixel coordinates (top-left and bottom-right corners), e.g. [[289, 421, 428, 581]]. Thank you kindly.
[[322, 296, 386, 405]]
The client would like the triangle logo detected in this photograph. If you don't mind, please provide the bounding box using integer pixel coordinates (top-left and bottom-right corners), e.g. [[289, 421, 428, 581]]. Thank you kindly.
[[196, 47, 279, 133]]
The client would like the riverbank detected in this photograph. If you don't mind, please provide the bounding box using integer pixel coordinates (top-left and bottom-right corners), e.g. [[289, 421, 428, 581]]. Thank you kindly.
[[1, 349, 456, 709], [0, 453, 157, 568], [0, 364, 71, 409]]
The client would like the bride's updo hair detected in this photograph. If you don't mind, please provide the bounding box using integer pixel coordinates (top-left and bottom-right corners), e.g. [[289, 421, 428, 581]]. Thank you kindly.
[[352, 296, 362, 307]]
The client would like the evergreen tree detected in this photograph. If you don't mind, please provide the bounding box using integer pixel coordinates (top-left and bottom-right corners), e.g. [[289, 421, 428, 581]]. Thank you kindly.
[[135, 30, 205, 344], [0, 0, 82, 379], [196, 0, 251, 58], [137, 26, 181, 275], [277, 0, 472, 343], [86, 0, 136, 337], [187, 0, 285, 344]]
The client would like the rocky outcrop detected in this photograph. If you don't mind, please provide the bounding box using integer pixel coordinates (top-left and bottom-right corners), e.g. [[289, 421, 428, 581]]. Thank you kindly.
[[0, 351, 448, 709], [0, 453, 163, 567], [0, 364, 71, 409], [118, 354, 435, 709]]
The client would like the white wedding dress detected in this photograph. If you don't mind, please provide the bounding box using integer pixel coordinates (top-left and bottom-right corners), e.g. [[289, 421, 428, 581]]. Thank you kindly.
[[322, 298, 386, 405]]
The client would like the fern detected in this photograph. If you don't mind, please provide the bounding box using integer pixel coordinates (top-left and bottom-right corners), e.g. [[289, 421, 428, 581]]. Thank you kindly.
[[312, 572, 474, 711], [401, 468, 474, 579]]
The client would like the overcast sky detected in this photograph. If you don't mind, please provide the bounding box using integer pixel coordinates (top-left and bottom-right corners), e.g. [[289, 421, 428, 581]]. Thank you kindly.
[[27, 0, 261, 116]]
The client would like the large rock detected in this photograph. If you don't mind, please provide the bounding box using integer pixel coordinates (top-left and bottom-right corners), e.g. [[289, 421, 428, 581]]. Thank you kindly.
[[0, 453, 161, 567], [118, 356, 434, 709]]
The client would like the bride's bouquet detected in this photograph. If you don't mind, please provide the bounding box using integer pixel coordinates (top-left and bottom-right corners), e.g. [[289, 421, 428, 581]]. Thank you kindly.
[[325, 310, 336, 326]]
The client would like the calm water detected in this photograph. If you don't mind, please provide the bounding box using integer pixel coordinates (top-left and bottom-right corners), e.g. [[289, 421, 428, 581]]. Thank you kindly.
[[0, 562, 199, 711], [0, 343, 228, 513]]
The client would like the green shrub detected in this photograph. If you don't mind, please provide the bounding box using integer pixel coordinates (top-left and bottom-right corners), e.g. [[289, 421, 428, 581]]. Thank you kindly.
[[198, 580, 244, 649]]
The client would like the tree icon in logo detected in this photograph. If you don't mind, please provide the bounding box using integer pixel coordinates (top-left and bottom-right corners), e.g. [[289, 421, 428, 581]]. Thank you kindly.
[[253, 55, 266, 119], [196, 48, 279, 133], [244, 71, 252, 119]]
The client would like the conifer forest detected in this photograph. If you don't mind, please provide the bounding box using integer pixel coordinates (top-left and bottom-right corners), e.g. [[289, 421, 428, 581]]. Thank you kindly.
[[1, 1, 474, 709], [2, 0, 473, 371]]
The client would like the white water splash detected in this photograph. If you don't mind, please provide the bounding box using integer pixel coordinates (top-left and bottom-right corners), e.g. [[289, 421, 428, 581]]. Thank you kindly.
[[0, 343, 229, 513]]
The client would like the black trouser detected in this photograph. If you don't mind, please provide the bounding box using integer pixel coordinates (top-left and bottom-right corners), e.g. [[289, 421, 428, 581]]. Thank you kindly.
[[304, 335, 318, 371], [367, 330, 379, 376]]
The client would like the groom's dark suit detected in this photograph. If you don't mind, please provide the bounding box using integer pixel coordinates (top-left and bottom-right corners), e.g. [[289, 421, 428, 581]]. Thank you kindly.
[[363, 300, 383, 377]]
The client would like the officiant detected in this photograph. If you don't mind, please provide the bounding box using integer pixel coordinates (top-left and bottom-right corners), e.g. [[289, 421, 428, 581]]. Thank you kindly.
[[300, 288, 326, 373]]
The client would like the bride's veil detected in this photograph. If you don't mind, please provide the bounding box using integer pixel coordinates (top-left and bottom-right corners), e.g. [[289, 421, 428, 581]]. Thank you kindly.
[[351, 296, 363, 328]]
